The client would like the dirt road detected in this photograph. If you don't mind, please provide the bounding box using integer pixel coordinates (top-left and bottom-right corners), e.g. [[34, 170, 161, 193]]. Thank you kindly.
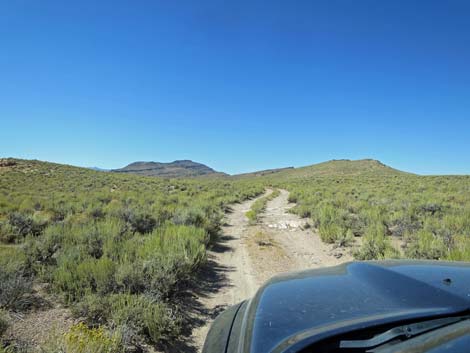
[[191, 189, 352, 352], [190, 193, 263, 350]]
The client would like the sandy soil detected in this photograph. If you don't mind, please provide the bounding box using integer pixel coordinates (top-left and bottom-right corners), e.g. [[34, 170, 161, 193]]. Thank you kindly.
[[191, 189, 353, 352], [190, 194, 263, 351], [3, 284, 76, 350]]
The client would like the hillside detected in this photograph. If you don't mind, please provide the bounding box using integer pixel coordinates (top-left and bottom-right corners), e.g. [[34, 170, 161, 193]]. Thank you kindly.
[[0, 157, 263, 353], [294, 158, 410, 175], [2, 157, 470, 353], [235, 159, 410, 180], [111, 160, 225, 178]]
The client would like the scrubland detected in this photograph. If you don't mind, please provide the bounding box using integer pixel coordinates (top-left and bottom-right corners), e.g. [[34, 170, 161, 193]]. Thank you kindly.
[[271, 160, 470, 262], [1, 158, 470, 352], [0, 159, 262, 352]]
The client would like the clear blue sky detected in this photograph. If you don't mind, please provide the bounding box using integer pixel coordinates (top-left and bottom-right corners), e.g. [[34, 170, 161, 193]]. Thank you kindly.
[[1, 1, 469, 175]]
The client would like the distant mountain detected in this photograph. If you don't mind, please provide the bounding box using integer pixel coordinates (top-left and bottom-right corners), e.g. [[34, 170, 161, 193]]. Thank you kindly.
[[111, 160, 225, 178], [89, 167, 109, 172], [234, 166, 295, 177]]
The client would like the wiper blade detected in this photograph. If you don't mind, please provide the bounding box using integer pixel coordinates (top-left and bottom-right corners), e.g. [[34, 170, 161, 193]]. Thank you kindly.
[[340, 316, 469, 349]]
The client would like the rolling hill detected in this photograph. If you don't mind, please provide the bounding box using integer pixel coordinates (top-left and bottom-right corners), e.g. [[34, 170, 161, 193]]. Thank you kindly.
[[280, 159, 411, 177], [235, 159, 410, 179]]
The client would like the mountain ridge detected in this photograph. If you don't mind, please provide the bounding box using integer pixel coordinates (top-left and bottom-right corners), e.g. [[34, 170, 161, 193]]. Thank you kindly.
[[1, 157, 419, 178], [111, 160, 226, 178]]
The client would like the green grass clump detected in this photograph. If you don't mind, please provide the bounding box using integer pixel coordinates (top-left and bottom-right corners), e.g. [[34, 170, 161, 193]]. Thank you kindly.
[[404, 229, 446, 260], [0, 255, 33, 312], [0, 310, 8, 337], [355, 223, 400, 260], [246, 189, 281, 224], [73, 293, 180, 345]]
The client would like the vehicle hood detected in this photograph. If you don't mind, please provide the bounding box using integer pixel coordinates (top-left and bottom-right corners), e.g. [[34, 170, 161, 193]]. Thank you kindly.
[[240, 261, 470, 353]]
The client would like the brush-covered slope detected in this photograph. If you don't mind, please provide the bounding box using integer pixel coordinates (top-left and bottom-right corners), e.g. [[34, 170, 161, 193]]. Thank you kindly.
[[0, 157, 264, 351], [266, 159, 411, 180], [112, 160, 225, 178]]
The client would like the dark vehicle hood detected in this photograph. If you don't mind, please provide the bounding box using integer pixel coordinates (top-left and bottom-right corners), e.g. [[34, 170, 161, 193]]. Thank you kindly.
[[237, 261, 470, 353]]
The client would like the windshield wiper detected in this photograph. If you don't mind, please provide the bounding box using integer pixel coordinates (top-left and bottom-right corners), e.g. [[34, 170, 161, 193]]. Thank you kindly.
[[339, 315, 469, 349]]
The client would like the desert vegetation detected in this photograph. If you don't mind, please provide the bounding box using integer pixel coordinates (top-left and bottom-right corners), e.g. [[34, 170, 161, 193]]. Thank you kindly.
[[273, 160, 470, 261], [2, 158, 470, 352], [0, 159, 263, 352], [245, 189, 280, 224]]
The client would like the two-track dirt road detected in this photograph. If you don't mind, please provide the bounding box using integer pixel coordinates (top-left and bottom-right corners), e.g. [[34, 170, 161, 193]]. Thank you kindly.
[[191, 189, 352, 351]]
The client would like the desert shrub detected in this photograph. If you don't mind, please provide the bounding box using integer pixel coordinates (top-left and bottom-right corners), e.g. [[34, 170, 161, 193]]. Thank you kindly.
[[88, 206, 105, 220], [85, 230, 104, 259], [103, 199, 122, 218], [3, 212, 46, 242], [138, 225, 208, 299], [142, 303, 180, 343], [53, 256, 116, 302], [318, 223, 343, 244], [22, 225, 64, 276], [172, 205, 222, 241], [287, 193, 298, 203], [335, 229, 355, 248], [128, 213, 157, 235], [48, 224, 206, 344], [0, 259, 33, 311], [419, 203, 443, 215], [245, 210, 257, 223], [10, 212, 47, 238], [73, 293, 181, 346], [387, 216, 421, 238], [108, 294, 181, 343], [0, 309, 9, 336], [172, 207, 206, 228], [72, 294, 111, 326], [442, 212, 470, 234], [294, 205, 311, 218], [0, 223, 15, 243], [89, 257, 117, 294], [355, 223, 399, 260], [405, 230, 446, 260], [317, 204, 338, 226], [63, 323, 123, 353], [344, 213, 368, 236], [114, 262, 145, 294], [446, 235, 470, 261]]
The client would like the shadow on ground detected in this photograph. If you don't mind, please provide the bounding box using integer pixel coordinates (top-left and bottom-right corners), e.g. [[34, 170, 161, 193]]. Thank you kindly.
[[156, 234, 235, 353]]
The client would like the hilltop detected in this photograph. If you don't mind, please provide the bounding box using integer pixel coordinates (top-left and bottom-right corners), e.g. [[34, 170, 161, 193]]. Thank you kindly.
[[277, 159, 410, 178], [235, 159, 410, 179], [111, 160, 225, 178]]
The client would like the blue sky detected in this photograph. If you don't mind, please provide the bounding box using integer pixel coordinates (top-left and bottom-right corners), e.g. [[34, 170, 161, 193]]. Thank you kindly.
[[1, 0, 469, 175]]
